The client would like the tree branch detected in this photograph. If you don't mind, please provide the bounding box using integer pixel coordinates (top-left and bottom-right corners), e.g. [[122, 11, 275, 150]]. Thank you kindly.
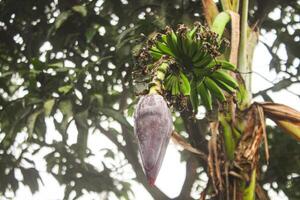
[[180, 106, 209, 156], [253, 75, 300, 98]]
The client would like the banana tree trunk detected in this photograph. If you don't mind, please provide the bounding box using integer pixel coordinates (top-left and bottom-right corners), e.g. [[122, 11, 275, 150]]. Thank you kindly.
[[200, 1, 264, 200]]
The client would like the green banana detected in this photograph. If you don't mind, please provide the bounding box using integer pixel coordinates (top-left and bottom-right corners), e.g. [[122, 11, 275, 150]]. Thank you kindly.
[[219, 114, 235, 160], [204, 77, 226, 102], [191, 44, 205, 63], [149, 50, 163, 60], [189, 41, 199, 60], [198, 81, 212, 110], [170, 76, 177, 95], [176, 32, 185, 58], [190, 78, 199, 112], [187, 25, 198, 39], [161, 34, 168, 44], [164, 74, 175, 91], [171, 82, 176, 95], [155, 42, 176, 57], [196, 59, 236, 72], [218, 60, 236, 71], [210, 70, 239, 89], [166, 74, 180, 96], [185, 27, 198, 59], [193, 55, 213, 68], [194, 61, 216, 77], [173, 78, 180, 95], [182, 35, 190, 56], [183, 26, 198, 58], [150, 46, 163, 53], [212, 78, 236, 94], [179, 72, 191, 96], [166, 30, 180, 58]]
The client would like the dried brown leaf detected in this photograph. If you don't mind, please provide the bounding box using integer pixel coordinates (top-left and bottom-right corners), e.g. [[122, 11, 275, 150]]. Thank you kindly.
[[256, 183, 271, 200], [256, 102, 300, 141], [171, 131, 207, 160], [236, 106, 263, 171], [245, 126, 263, 163], [258, 102, 300, 123], [208, 140, 218, 193], [240, 107, 257, 140], [202, 0, 219, 26], [257, 105, 269, 164], [210, 122, 223, 192], [225, 162, 230, 200]]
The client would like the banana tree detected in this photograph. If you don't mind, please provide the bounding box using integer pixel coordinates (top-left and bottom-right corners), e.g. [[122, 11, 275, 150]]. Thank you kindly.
[[133, 0, 300, 199]]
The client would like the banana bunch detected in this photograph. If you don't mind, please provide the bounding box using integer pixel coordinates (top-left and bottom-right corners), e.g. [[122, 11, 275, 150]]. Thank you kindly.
[[148, 22, 228, 69], [189, 60, 238, 111], [138, 22, 239, 112]]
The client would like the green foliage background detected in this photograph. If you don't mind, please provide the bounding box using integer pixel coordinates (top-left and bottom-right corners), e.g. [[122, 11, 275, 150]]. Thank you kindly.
[[0, 0, 299, 199]]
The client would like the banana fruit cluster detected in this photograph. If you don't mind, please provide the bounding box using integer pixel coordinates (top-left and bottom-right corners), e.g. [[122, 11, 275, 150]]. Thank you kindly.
[[138, 22, 239, 112], [148, 23, 225, 66]]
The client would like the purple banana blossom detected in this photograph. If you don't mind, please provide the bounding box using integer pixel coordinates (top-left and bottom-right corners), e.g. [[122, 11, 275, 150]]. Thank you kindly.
[[134, 94, 173, 185]]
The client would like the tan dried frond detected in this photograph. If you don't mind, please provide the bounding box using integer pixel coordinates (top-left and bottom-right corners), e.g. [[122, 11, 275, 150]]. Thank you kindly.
[[171, 131, 207, 160], [256, 102, 300, 141]]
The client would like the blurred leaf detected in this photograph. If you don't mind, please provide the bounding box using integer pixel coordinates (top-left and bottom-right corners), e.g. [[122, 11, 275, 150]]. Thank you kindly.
[[55, 11, 72, 30], [58, 85, 73, 94], [173, 117, 185, 133], [127, 105, 135, 117], [104, 149, 115, 159], [85, 23, 100, 43], [126, 98, 138, 117], [121, 182, 134, 200], [31, 58, 44, 71], [8, 170, 19, 193], [21, 168, 41, 193], [72, 5, 87, 17], [59, 100, 73, 117], [91, 94, 103, 107], [116, 25, 140, 49], [35, 115, 47, 137], [99, 108, 131, 130], [44, 99, 55, 117], [48, 62, 65, 68], [27, 109, 43, 137]]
